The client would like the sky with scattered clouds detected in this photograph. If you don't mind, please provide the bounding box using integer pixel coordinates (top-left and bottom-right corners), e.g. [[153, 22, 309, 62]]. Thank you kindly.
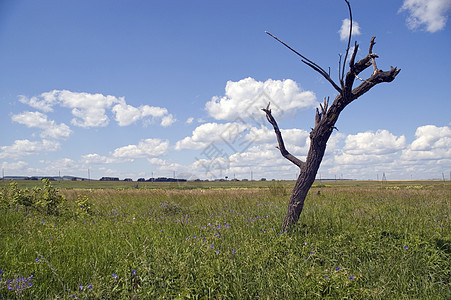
[[1, 0, 450, 180]]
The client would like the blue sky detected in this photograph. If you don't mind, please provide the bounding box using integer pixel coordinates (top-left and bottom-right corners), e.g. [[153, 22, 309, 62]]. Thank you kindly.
[[1, 0, 450, 180]]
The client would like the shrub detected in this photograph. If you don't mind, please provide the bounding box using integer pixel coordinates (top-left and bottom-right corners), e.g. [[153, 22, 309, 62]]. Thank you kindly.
[[0, 179, 65, 215]]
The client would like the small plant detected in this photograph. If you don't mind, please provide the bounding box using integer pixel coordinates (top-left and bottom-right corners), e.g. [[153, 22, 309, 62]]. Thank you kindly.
[[76, 194, 92, 216], [34, 179, 65, 215]]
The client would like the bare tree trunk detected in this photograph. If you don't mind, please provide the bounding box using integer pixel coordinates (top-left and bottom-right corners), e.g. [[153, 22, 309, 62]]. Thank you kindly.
[[282, 130, 332, 229], [264, 5, 400, 231]]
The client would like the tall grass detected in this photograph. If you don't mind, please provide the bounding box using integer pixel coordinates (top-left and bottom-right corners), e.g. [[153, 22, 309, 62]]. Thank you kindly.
[[0, 181, 449, 299]]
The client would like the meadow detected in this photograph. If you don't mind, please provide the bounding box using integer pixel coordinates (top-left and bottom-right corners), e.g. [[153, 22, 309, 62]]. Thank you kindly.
[[0, 179, 449, 299]]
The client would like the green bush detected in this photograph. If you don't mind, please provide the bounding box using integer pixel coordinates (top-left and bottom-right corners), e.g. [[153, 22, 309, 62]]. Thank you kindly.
[[0, 179, 65, 215]]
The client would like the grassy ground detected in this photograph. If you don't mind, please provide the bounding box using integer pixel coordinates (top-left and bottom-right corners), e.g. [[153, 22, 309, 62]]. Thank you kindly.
[[0, 180, 449, 299]]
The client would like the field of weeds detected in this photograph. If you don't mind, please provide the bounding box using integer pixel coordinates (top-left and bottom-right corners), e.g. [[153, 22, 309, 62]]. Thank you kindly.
[[0, 180, 449, 299]]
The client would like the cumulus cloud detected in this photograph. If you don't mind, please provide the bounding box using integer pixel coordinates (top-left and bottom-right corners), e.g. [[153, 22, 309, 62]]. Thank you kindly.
[[81, 139, 169, 166], [399, 0, 451, 32], [112, 98, 174, 127], [342, 130, 406, 155], [205, 77, 316, 121], [112, 138, 169, 159], [1, 161, 28, 171], [11, 111, 72, 140], [175, 122, 251, 150], [19, 90, 120, 128], [81, 153, 121, 165], [185, 117, 194, 124], [402, 125, 451, 160], [19, 90, 175, 128], [332, 130, 406, 166], [36, 158, 79, 175], [160, 114, 176, 127], [338, 18, 361, 41], [0, 139, 60, 159]]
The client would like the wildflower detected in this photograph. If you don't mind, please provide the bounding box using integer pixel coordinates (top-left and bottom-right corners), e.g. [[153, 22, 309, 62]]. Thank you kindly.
[[35, 258, 40, 263], [210, 244, 214, 249], [349, 275, 354, 280], [132, 270, 136, 275], [404, 245, 408, 250], [215, 250, 220, 254], [112, 273, 118, 279], [87, 285, 92, 289], [41, 219, 45, 225], [335, 267, 340, 271], [79, 285, 83, 290], [231, 249, 236, 254]]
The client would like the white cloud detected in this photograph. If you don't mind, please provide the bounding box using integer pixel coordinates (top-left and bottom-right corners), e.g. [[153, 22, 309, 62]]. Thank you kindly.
[[399, 0, 451, 32], [19, 90, 120, 128], [81, 153, 120, 164], [81, 139, 169, 166], [338, 18, 361, 41], [160, 114, 176, 127], [401, 125, 451, 160], [112, 98, 174, 127], [185, 117, 194, 124], [331, 130, 405, 166], [0, 139, 60, 159], [11, 111, 72, 140], [175, 122, 251, 150], [19, 90, 176, 129], [1, 161, 28, 171], [205, 77, 316, 121], [37, 158, 79, 175], [112, 138, 169, 159], [147, 157, 167, 165], [342, 130, 406, 155]]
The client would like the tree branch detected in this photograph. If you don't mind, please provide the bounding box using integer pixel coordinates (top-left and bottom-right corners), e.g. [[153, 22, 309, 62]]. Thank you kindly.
[[262, 103, 305, 168], [368, 36, 378, 74], [351, 66, 401, 100], [265, 31, 342, 94], [340, 0, 353, 84]]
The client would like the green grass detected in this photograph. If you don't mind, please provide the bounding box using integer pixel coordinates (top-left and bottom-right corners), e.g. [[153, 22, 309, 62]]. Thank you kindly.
[[0, 180, 449, 299]]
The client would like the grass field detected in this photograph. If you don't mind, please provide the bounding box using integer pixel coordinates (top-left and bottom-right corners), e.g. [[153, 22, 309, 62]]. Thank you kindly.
[[0, 179, 449, 299]]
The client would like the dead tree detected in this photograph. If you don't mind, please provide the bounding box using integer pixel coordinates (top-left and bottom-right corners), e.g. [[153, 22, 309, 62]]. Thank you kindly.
[[262, 1, 400, 231]]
